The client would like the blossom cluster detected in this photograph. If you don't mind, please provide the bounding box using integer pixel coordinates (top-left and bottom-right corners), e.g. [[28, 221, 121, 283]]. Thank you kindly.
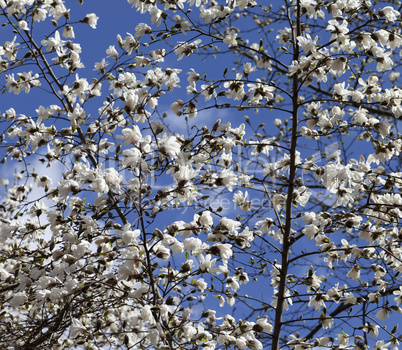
[[0, 0, 401, 349]]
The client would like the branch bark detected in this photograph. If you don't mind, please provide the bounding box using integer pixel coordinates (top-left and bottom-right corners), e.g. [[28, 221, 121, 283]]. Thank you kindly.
[[271, 1, 301, 349]]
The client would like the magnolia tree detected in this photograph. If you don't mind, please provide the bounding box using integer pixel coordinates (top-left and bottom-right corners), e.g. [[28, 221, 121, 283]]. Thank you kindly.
[[1, 0, 402, 349]]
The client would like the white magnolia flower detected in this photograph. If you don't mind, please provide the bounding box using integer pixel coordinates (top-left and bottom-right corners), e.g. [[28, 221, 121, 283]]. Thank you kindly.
[[256, 218, 275, 234], [174, 39, 202, 60], [379, 6, 399, 22], [375, 49, 393, 71], [106, 45, 118, 59], [183, 100, 197, 118], [182, 324, 197, 340], [193, 278, 208, 292], [159, 135, 181, 158], [135, 23, 152, 37], [118, 126, 142, 145], [320, 316, 334, 329], [94, 58, 109, 73], [121, 224, 141, 245], [123, 91, 138, 112], [49, 287, 68, 302], [243, 62, 256, 76], [70, 319, 87, 338], [33, 8, 47, 22], [303, 224, 319, 240], [271, 289, 292, 311], [104, 168, 122, 191], [212, 243, 233, 265], [122, 148, 141, 168], [272, 194, 286, 210], [219, 217, 241, 233], [374, 340, 391, 350], [227, 294, 235, 306], [71, 240, 90, 258], [199, 211, 213, 227], [121, 33, 139, 55], [223, 30, 238, 47], [363, 322, 379, 339], [226, 277, 240, 291], [218, 169, 237, 191], [389, 71, 400, 82], [233, 190, 252, 211], [199, 254, 219, 273], [41, 31, 65, 54], [187, 69, 200, 87], [297, 34, 318, 53], [337, 333, 349, 347], [394, 286, 402, 305], [18, 20, 29, 31], [9, 292, 28, 307], [183, 237, 204, 254], [150, 6, 163, 25], [170, 100, 183, 115], [62, 24, 75, 38], [141, 304, 155, 323], [255, 318, 273, 333], [376, 305, 390, 320], [331, 56, 347, 76], [83, 13, 99, 28], [224, 73, 245, 100], [326, 19, 349, 41]]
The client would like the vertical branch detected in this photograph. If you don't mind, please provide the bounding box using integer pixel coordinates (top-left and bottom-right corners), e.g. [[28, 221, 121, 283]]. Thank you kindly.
[[271, 1, 301, 349], [137, 164, 175, 348], [362, 301, 368, 345]]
